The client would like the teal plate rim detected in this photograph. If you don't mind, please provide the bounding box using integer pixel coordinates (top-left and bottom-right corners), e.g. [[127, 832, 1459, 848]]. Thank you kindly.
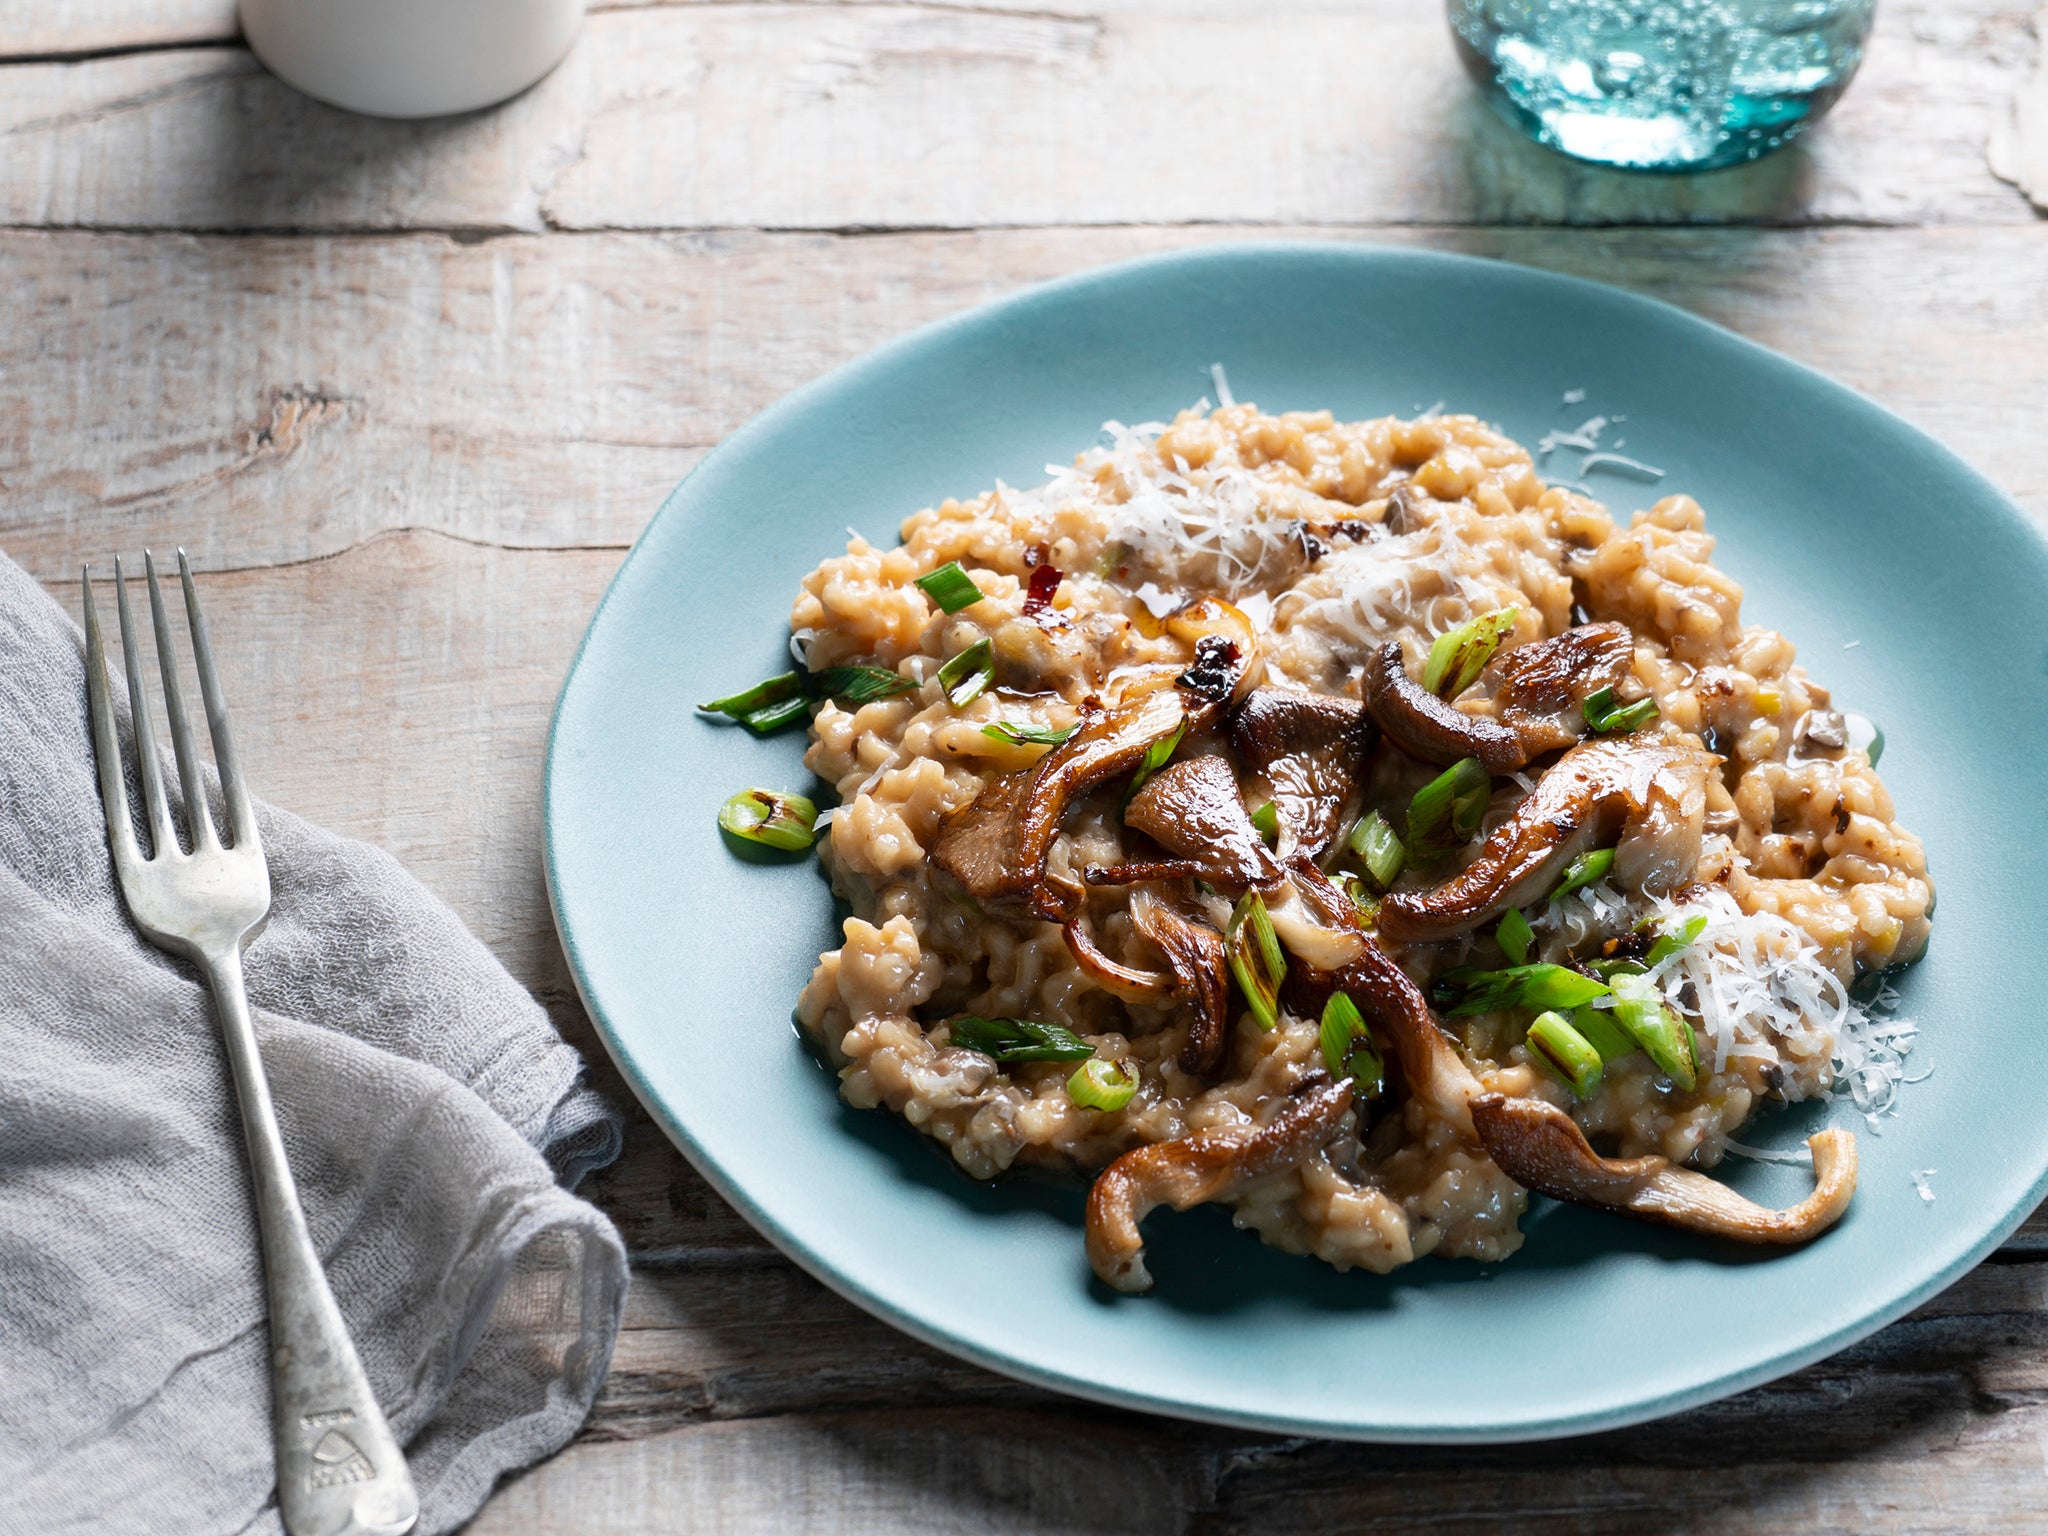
[[544, 242, 2048, 1443]]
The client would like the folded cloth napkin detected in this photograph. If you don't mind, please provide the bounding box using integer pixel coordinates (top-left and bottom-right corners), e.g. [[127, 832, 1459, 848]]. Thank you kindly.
[[0, 551, 627, 1535]]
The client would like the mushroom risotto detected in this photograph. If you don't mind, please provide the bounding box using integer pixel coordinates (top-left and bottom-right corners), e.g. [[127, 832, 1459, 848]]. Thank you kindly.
[[706, 403, 1931, 1292]]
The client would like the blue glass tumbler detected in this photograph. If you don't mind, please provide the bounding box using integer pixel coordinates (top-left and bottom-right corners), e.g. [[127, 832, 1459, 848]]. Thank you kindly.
[[1448, 0, 1878, 172]]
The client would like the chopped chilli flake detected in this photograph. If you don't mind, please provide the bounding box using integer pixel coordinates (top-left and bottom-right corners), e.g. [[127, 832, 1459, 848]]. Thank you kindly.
[[1022, 562, 1063, 618]]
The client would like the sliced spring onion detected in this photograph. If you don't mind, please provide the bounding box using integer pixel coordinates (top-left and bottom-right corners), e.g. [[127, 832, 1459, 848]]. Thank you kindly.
[[1067, 1056, 1140, 1111], [1525, 1010, 1603, 1098], [1439, 962, 1610, 1018], [1407, 757, 1490, 861], [914, 561, 984, 614], [1226, 891, 1287, 1032], [1319, 992, 1386, 1098], [946, 1015, 1095, 1063], [737, 695, 811, 735], [809, 664, 917, 704], [704, 664, 915, 734], [1645, 913, 1709, 966], [1571, 1005, 1638, 1064], [1250, 800, 1281, 845], [1582, 685, 1659, 734], [1347, 809, 1407, 889], [1550, 846, 1616, 902], [702, 671, 804, 716], [1843, 711, 1884, 765], [718, 788, 819, 851], [1336, 873, 1382, 927], [1495, 906, 1534, 967], [1422, 606, 1519, 698], [936, 638, 994, 707], [981, 720, 1078, 748], [700, 671, 812, 735], [1122, 720, 1187, 807], [1609, 973, 1699, 1092]]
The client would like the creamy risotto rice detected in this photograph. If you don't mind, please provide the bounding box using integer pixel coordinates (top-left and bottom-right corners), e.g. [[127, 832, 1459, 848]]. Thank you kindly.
[[758, 403, 1930, 1291]]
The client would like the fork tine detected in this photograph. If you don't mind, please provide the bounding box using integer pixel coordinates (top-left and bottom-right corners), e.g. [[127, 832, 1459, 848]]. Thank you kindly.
[[144, 549, 218, 852], [113, 555, 179, 860], [176, 550, 257, 852], [81, 567, 143, 867]]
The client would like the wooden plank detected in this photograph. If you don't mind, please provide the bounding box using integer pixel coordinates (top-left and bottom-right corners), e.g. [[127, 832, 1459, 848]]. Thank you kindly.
[[0, 0, 235, 56], [0, 2, 2034, 233], [4, 224, 2045, 584]]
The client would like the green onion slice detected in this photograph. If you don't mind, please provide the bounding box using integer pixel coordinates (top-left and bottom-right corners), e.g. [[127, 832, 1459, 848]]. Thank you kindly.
[[1422, 606, 1519, 699], [717, 787, 819, 851], [702, 671, 804, 717], [1550, 846, 1616, 902], [1440, 962, 1610, 1017], [1067, 1056, 1141, 1111], [1646, 913, 1709, 966], [1583, 685, 1659, 734], [946, 1015, 1095, 1063], [982, 720, 1078, 748], [914, 561, 985, 614], [1609, 973, 1699, 1091], [1526, 1010, 1603, 1098], [1250, 800, 1281, 845], [1347, 809, 1407, 889], [1336, 874, 1381, 927], [1495, 906, 1534, 967], [810, 665, 917, 704], [1407, 757, 1491, 861], [1843, 711, 1884, 766], [739, 696, 811, 735], [1571, 1005, 1639, 1064], [1122, 720, 1187, 807], [1226, 891, 1287, 1032], [936, 638, 994, 707], [1319, 992, 1386, 1098]]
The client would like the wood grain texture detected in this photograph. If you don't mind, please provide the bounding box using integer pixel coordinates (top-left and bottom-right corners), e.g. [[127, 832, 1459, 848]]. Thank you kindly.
[[4, 222, 2044, 585], [0, 2, 2037, 233]]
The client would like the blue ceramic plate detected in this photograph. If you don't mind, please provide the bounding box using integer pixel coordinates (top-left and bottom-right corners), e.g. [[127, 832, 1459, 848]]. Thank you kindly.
[[546, 244, 2048, 1440]]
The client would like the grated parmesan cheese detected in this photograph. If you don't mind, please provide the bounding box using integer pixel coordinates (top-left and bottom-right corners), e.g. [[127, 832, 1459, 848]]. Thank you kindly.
[[1538, 882, 1919, 1132], [1210, 363, 1235, 408], [1913, 1170, 1937, 1203]]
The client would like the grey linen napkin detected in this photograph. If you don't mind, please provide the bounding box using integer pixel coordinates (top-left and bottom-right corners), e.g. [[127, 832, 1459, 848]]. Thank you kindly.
[[0, 551, 628, 1535]]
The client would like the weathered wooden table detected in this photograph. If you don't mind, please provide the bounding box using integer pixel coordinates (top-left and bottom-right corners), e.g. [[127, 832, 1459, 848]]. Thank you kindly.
[[7, 2, 2047, 1528]]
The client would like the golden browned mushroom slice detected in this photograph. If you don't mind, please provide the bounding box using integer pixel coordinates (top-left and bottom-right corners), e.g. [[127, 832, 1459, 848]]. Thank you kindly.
[[1484, 621, 1636, 758], [1377, 736, 1711, 945], [1085, 1077, 1354, 1292], [1061, 904, 1177, 1006], [930, 684, 1194, 922], [1129, 887, 1232, 1075], [1469, 1093, 1857, 1243], [1119, 755, 1283, 893], [1227, 687, 1376, 860], [1275, 860, 1485, 1137], [1364, 640, 1528, 772]]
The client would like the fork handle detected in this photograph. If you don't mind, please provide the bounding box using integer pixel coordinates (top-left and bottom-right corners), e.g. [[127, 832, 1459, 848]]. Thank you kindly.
[[207, 948, 421, 1536]]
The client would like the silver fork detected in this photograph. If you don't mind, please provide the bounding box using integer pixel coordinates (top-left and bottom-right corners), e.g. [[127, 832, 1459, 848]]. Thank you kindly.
[[82, 551, 419, 1536]]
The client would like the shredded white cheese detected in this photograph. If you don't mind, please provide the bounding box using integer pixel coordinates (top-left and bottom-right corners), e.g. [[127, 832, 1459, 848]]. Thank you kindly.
[[1562, 387, 1588, 405], [1209, 363, 1235, 408], [1912, 1169, 1937, 1204], [1580, 451, 1667, 482], [1540, 882, 1919, 1130]]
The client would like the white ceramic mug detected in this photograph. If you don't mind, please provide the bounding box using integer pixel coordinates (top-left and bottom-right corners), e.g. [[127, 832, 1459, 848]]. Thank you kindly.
[[240, 0, 585, 119]]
